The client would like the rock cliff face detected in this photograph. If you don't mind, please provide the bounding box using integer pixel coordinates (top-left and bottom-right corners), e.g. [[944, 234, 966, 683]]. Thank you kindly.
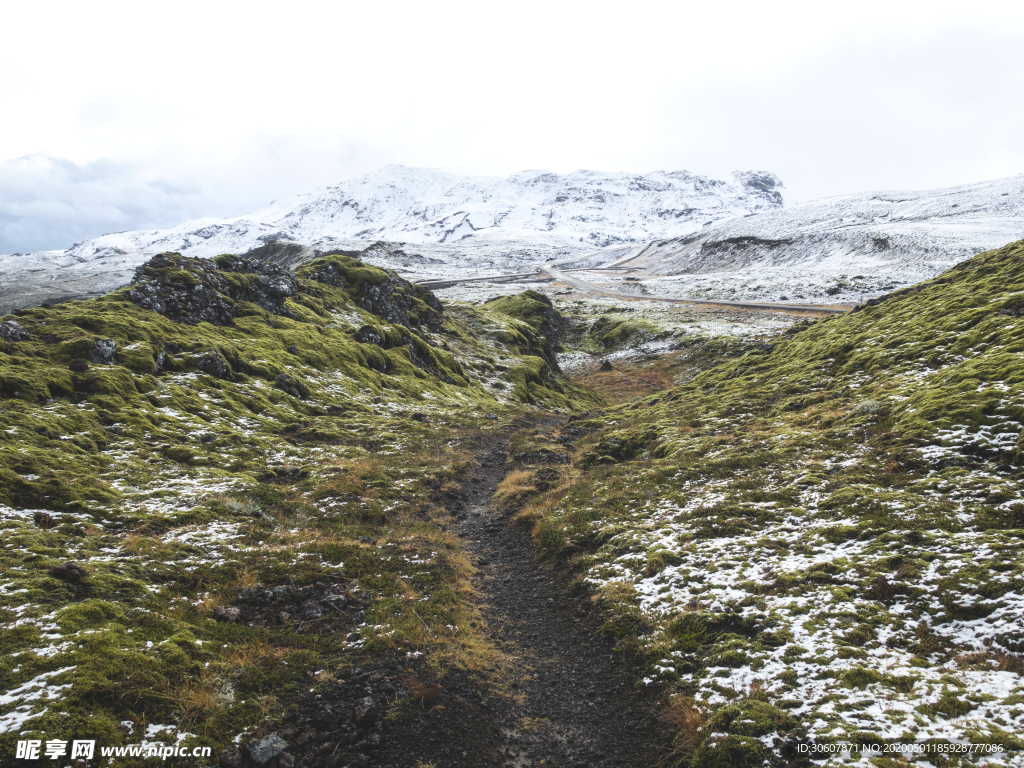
[[125, 249, 442, 338], [0, 320, 32, 344]]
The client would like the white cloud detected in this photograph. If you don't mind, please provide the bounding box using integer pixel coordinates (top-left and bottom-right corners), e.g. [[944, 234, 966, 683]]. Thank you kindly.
[[0, 155, 213, 253]]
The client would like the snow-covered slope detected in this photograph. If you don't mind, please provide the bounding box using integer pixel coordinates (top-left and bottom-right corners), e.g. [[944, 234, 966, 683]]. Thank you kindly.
[[621, 174, 1024, 304], [68, 165, 783, 255], [0, 165, 783, 313]]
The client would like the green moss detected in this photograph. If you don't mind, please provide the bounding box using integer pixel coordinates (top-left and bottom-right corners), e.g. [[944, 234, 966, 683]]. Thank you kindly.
[[0, 250, 613, 759], [483, 290, 555, 333], [515, 240, 1024, 755], [588, 315, 665, 350], [690, 734, 776, 768]]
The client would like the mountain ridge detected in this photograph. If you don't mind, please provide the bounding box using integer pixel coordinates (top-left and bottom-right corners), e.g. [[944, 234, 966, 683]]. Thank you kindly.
[[62, 164, 786, 256], [634, 172, 1024, 276]]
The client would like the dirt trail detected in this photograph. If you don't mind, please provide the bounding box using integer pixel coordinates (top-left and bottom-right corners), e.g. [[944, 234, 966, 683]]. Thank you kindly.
[[377, 419, 670, 767]]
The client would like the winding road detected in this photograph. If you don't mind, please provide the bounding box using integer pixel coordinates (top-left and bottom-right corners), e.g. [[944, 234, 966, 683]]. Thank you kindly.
[[539, 264, 851, 314], [418, 244, 853, 315]]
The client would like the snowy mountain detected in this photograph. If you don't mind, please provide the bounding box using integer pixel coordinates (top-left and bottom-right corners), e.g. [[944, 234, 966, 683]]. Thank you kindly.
[[605, 173, 1024, 306], [65, 164, 784, 256], [632, 174, 1024, 277], [0, 165, 784, 313]]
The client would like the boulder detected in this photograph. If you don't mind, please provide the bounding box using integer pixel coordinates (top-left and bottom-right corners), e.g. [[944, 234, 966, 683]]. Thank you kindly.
[[197, 350, 232, 379], [90, 338, 117, 364], [246, 733, 287, 764], [0, 320, 32, 344], [275, 373, 309, 399], [49, 562, 88, 582], [354, 325, 383, 346], [354, 696, 379, 729]]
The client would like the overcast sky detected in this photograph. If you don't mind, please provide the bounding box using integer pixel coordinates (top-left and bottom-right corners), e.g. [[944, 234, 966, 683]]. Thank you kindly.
[[2, 0, 1022, 253]]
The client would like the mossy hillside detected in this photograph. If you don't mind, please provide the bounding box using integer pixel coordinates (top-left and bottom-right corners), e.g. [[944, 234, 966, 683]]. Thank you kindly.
[[482, 290, 564, 361], [0, 257, 599, 515], [587, 314, 669, 352], [482, 290, 558, 335], [518, 240, 1024, 763], [0, 434, 493, 763], [0, 254, 595, 761], [440, 299, 600, 410], [295, 253, 445, 332]]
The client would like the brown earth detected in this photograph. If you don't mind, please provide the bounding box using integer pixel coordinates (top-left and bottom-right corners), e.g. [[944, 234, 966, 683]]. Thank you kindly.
[[374, 418, 671, 768]]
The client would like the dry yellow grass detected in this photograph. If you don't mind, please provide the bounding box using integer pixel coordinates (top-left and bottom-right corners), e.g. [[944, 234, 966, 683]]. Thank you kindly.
[[662, 696, 707, 759], [493, 469, 538, 512]]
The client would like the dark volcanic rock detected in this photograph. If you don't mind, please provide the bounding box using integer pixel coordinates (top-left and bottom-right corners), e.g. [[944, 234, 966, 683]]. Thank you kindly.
[[246, 733, 287, 764], [49, 562, 88, 582], [358, 273, 443, 331], [232, 581, 359, 634], [0, 320, 32, 344], [127, 252, 299, 325], [354, 697, 379, 730], [513, 449, 570, 465], [214, 606, 242, 622], [197, 350, 232, 379], [90, 337, 117, 364], [275, 373, 309, 399], [68, 358, 90, 373], [354, 325, 383, 346]]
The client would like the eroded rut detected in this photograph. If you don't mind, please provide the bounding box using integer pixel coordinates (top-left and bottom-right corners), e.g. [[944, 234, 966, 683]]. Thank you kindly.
[[377, 420, 670, 767]]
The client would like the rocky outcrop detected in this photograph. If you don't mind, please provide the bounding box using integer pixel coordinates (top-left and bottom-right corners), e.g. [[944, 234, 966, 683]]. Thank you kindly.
[[48, 562, 88, 582], [0, 320, 32, 344], [483, 290, 566, 370], [126, 252, 299, 325], [197, 350, 232, 379], [354, 325, 383, 345], [275, 372, 309, 399], [304, 251, 444, 333], [357, 274, 443, 332], [89, 338, 117, 364]]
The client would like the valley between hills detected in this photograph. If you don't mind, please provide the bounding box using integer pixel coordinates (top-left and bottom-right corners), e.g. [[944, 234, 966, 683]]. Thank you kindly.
[[3, 220, 1024, 764]]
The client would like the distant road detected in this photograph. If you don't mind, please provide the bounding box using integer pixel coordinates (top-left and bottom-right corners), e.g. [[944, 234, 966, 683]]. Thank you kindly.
[[539, 265, 851, 314]]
